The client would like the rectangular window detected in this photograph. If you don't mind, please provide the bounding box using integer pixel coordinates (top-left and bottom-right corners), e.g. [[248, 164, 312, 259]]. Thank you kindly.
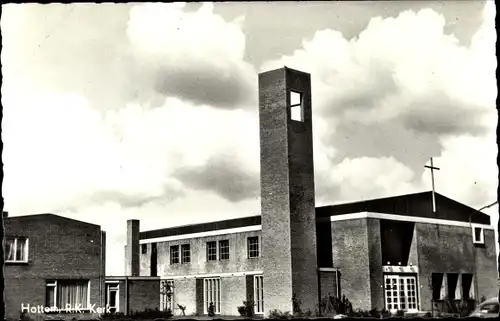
[[141, 244, 148, 254], [473, 226, 484, 244], [384, 275, 418, 312], [447, 273, 459, 300], [462, 273, 474, 300], [105, 283, 119, 313], [181, 244, 191, 264], [290, 91, 304, 122], [248, 236, 259, 258], [204, 278, 221, 314], [431, 273, 445, 301], [254, 275, 264, 314], [45, 280, 89, 310], [170, 245, 180, 264], [160, 280, 174, 312], [219, 240, 229, 260], [5, 237, 29, 263], [207, 241, 217, 261]]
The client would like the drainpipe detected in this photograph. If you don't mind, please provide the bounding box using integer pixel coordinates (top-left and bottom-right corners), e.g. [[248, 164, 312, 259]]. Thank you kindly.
[[468, 201, 498, 307]]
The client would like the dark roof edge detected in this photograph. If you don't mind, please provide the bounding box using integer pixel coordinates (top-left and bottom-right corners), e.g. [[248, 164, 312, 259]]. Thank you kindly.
[[140, 215, 262, 240], [5, 213, 102, 229]]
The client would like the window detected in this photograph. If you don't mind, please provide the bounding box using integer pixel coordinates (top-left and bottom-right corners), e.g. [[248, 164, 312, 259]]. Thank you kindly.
[[290, 91, 303, 122], [160, 280, 174, 312], [431, 273, 445, 301], [105, 283, 119, 313], [254, 275, 264, 314], [207, 241, 217, 261], [5, 237, 29, 263], [473, 226, 484, 244], [219, 240, 229, 260], [447, 273, 459, 300], [141, 244, 147, 254], [181, 244, 191, 264], [462, 273, 474, 300], [170, 245, 179, 264], [247, 236, 259, 258], [384, 275, 418, 312], [204, 278, 221, 314], [46, 280, 89, 310]]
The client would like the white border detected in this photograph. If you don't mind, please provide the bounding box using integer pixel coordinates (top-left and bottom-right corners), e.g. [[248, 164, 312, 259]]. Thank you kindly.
[[106, 282, 120, 312], [5, 237, 29, 263], [471, 223, 485, 244], [329, 212, 494, 229], [160, 270, 264, 280], [140, 225, 262, 244], [254, 275, 265, 315], [203, 277, 221, 315]]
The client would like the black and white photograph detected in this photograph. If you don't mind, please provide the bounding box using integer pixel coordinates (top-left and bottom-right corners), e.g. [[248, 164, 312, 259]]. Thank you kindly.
[[1, 1, 498, 320]]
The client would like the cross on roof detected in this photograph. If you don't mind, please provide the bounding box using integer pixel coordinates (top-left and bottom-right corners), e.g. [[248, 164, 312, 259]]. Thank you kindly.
[[425, 157, 440, 213]]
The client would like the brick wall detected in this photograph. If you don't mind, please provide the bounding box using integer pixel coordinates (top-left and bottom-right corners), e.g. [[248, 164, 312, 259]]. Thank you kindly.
[[4, 215, 105, 320], [331, 218, 372, 310], [127, 279, 160, 313], [415, 223, 497, 311], [260, 67, 319, 314], [221, 276, 247, 315], [259, 67, 294, 313], [366, 219, 384, 310], [172, 278, 197, 316], [318, 271, 338, 300]]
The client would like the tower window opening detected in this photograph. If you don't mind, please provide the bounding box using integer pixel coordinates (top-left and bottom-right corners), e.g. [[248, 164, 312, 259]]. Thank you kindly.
[[290, 91, 303, 122]]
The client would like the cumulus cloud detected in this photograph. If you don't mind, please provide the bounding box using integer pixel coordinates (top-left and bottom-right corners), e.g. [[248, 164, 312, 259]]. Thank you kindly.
[[1, 3, 256, 111], [126, 2, 257, 109], [262, 5, 496, 204]]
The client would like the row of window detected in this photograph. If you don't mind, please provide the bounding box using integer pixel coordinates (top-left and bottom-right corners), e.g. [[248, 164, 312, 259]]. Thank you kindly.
[[431, 272, 475, 301], [142, 236, 260, 265]]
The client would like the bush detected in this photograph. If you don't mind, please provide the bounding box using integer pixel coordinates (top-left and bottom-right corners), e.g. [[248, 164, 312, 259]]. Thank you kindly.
[[237, 300, 255, 318], [318, 294, 353, 316], [268, 309, 292, 319], [395, 309, 405, 317], [101, 308, 173, 320], [207, 302, 215, 317]]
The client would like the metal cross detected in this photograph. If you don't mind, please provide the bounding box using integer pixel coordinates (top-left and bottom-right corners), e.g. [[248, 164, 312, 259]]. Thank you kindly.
[[425, 157, 440, 213]]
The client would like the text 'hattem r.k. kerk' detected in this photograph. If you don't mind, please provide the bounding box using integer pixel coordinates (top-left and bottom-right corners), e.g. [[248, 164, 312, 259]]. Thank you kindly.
[[3, 68, 498, 320]]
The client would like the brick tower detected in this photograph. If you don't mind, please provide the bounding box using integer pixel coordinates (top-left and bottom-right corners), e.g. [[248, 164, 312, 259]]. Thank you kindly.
[[259, 67, 318, 314]]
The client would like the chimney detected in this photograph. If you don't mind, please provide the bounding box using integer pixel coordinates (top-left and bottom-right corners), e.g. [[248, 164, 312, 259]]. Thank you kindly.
[[125, 219, 140, 276]]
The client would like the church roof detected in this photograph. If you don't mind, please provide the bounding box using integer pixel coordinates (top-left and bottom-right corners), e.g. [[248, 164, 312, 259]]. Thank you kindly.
[[315, 191, 491, 225], [141, 191, 492, 239]]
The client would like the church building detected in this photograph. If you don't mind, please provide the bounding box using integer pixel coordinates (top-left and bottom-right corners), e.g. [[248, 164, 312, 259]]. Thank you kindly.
[[119, 67, 498, 316]]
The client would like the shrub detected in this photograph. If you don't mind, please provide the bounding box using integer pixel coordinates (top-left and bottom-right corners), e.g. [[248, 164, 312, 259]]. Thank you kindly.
[[318, 294, 353, 316], [237, 300, 255, 318], [102, 308, 173, 320], [268, 309, 292, 319], [395, 309, 405, 317], [207, 302, 215, 317]]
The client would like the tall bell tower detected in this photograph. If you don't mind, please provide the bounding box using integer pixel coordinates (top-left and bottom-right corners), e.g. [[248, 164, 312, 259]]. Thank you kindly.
[[259, 67, 318, 313]]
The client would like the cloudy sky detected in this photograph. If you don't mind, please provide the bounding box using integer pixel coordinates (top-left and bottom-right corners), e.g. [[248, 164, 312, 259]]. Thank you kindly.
[[1, 1, 497, 276]]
